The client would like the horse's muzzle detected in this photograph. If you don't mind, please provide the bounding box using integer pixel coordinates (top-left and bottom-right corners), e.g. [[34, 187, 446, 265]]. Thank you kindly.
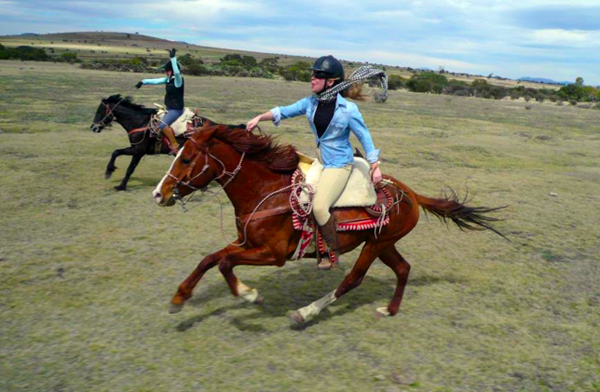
[[152, 189, 175, 207], [90, 124, 103, 133]]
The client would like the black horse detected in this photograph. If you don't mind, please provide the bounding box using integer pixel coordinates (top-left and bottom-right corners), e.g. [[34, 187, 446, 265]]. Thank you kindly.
[[90, 94, 213, 191]]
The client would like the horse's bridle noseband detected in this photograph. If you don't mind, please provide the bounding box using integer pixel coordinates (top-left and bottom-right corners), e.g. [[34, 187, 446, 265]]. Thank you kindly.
[[170, 138, 211, 196], [168, 137, 246, 200], [92, 99, 123, 130]]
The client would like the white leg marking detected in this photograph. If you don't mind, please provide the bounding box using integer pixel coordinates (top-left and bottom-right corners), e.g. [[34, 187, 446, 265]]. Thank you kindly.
[[297, 290, 337, 321], [237, 281, 259, 303], [152, 148, 184, 202]]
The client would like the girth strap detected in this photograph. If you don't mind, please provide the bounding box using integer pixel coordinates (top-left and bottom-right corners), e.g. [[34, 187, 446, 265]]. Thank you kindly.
[[128, 126, 151, 135], [237, 206, 291, 226]]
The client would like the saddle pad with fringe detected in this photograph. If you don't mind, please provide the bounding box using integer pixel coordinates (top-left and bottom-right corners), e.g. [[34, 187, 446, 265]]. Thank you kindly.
[[154, 104, 196, 136], [298, 155, 377, 208]]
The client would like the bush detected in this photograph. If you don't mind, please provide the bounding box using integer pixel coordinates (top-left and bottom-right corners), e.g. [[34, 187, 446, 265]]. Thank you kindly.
[[280, 61, 312, 82], [387, 74, 405, 90], [406, 72, 448, 94], [186, 63, 209, 76], [178, 54, 200, 66], [220, 54, 257, 70], [60, 52, 79, 63], [0, 46, 50, 61]]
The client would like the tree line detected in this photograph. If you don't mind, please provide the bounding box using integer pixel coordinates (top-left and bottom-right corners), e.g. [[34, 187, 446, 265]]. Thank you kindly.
[[2, 45, 597, 104]]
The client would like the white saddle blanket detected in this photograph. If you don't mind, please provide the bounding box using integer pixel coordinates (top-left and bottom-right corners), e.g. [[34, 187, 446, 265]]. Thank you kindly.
[[299, 155, 377, 208], [154, 104, 196, 136]]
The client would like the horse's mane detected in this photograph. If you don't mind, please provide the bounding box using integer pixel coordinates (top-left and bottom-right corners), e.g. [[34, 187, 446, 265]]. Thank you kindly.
[[211, 125, 299, 173], [105, 94, 157, 115]]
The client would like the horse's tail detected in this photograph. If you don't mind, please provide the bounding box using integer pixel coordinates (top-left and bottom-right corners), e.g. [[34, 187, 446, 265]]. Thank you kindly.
[[415, 188, 508, 240]]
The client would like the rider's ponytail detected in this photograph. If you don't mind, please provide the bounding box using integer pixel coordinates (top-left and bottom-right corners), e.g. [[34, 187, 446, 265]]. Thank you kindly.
[[340, 82, 367, 101]]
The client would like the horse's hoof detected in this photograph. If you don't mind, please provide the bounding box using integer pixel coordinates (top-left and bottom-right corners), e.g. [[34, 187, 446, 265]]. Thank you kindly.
[[288, 310, 305, 324], [253, 295, 264, 305], [105, 172, 113, 179], [114, 185, 126, 191], [169, 303, 184, 314], [375, 307, 392, 318]]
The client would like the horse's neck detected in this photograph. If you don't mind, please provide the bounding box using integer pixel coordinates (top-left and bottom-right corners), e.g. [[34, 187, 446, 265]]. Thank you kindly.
[[115, 106, 152, 131], [213, 146, 291, 216]]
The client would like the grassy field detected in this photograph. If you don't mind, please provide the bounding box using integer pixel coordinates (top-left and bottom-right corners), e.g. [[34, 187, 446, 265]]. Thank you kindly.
[[1, 60, 600, 392]]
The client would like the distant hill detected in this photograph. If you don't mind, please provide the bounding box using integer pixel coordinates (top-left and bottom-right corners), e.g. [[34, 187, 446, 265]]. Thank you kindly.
[[518, 77, 570, 86], [0, 31, 564, 90]]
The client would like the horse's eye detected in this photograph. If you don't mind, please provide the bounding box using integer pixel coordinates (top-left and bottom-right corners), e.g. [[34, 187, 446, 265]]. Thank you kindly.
[[181, 157, 191, 165]]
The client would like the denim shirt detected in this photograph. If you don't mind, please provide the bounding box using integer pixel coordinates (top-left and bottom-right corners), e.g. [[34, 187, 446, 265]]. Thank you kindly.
[[270, 94, 380, 168]]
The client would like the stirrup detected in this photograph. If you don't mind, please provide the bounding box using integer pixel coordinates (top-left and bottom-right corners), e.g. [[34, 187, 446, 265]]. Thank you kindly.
[[317, 255, 333, 270]]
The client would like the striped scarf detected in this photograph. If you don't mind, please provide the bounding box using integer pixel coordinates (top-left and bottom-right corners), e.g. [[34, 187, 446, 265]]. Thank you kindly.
[[315, 65, 388, 103]]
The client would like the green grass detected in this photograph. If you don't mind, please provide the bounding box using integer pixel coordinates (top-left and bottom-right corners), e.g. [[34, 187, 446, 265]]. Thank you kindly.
[[1, 60, 600, 392]]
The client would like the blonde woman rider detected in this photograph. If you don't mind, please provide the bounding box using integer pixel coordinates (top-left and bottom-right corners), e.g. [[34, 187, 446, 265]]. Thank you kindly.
[[246, 55, 383, 270]]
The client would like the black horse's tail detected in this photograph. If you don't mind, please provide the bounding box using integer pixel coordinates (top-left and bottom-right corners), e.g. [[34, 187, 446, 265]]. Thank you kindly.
[[415, 189, 508, 240]]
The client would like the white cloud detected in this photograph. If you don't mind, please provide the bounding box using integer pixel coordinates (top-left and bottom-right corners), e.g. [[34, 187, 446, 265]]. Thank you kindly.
[[529, 29, 596, 46], [363, 50, 482, 71]]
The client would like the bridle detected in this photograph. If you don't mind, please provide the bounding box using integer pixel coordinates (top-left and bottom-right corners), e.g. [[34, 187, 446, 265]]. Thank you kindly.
[[168, 137, 246, 200], [92, 98, 125, 129]]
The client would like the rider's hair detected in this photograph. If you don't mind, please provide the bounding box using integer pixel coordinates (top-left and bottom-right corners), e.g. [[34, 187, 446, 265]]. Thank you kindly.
[[329, 75, 367, 101], [341, 82, 367, 101]]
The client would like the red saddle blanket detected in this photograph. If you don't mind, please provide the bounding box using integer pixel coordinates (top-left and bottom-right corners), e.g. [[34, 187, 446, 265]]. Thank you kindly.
[[289, 170, 396, 261]]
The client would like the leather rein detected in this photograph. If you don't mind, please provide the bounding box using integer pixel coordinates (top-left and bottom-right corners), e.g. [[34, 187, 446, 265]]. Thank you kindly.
[[93, 99, 154, 136], [169, 136, 246, 196]]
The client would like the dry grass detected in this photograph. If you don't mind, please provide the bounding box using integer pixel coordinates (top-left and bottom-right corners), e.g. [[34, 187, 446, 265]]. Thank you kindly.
[[1, 60, 600, 392]]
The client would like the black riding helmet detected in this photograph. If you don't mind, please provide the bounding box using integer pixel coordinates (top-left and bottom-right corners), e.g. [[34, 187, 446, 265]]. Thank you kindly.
[[158, 60, 181, 73], [310, 55, 344, 80]]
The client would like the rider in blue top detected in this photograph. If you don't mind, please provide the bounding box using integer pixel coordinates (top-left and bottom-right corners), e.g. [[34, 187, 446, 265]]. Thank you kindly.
[[247, 55, 383, 270], [136, 48, 184, 154]]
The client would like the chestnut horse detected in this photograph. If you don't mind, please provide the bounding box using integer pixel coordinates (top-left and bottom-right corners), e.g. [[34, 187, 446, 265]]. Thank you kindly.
[[152, 125, 505, 323], [90, 94, 215, 191]]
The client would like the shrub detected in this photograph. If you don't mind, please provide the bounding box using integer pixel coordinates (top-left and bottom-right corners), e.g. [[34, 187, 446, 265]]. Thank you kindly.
[[387, 74, 405, 90], [185, 63, 209, 76], [406, 72, 448, 93], [178, 54, 203, 67], [220, 54, 257, 70], [259, 57, 279, 73], [1, 46, 50, 61], [280, 61, 312, 82], [60, 52, 79, 63]]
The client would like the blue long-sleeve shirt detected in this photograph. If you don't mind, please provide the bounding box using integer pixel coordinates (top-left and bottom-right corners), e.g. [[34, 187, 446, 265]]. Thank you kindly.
[[270, 94, 380, 168], [142, 57, 182, 88]]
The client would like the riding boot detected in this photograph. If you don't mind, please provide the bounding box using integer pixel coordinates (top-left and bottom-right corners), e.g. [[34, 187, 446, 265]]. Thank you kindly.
[[318, 215, 339, 270], [162, 125, 180, 155]]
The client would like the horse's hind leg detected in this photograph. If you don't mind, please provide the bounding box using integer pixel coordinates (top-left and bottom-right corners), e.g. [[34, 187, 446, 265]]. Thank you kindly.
[[218, 245, 279, 305], [115, 154, 143, 191], [376, 245, 410, 317], [170, 245, 243, 314], [289, 242, 381, 323]]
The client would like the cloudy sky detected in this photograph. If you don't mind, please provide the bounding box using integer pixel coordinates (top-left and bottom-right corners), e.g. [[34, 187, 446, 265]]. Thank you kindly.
[[2, 0, 599, 84]]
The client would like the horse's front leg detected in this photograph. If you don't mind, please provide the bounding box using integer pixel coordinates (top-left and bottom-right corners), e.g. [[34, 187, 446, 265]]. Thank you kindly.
[[170, 245, 244, 314], [105, 146, 135, 179], [218, 245, 280, 305], [114, 154, 143, 191]]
